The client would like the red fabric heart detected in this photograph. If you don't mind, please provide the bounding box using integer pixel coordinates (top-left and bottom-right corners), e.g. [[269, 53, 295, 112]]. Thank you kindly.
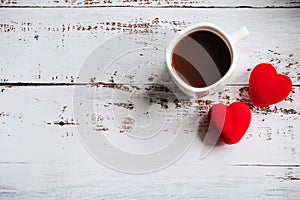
[[208, 102, 251, 145], [249, 63, 292, 107]]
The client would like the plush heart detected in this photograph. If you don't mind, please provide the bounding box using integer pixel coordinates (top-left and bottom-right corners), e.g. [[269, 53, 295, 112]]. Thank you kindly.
[[208, 102, 251, 145], [249, 63, 292, 107]]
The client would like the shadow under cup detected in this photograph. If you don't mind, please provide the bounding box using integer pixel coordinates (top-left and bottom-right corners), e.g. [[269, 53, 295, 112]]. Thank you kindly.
[[171, 28, 233, 92]]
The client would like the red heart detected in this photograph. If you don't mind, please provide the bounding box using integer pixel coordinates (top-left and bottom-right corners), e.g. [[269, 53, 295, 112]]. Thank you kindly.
[[208, 102, 251, 145], [249, 63, 292, 107]]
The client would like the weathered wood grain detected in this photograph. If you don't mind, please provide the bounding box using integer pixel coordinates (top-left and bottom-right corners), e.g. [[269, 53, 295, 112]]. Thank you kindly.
[[1, 0, 300, 7], [0, 8, 299, 84]]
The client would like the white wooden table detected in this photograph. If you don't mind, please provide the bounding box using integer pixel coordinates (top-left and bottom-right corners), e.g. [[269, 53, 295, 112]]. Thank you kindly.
[[1, 0, 300, 199]]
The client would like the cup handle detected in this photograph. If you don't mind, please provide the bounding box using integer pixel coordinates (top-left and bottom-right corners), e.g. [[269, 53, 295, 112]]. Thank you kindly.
[[229, 26, 249, 44]]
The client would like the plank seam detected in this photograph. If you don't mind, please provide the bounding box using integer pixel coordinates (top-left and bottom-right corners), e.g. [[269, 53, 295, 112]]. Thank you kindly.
[[0, 5, 300, 9], [232, 164, 300, 167], [0, 83, 299, 87]]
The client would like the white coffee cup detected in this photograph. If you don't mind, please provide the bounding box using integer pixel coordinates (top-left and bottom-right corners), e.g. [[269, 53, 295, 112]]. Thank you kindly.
[[165, 23, 249, 98]]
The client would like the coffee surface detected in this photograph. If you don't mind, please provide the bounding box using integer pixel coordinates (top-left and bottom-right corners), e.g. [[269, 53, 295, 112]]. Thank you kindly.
[[171, 30, 231, 88]]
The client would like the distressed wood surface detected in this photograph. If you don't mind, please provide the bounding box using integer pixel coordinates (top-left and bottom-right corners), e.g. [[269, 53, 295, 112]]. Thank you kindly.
[[1, 0, 300, 7], [0, 85, 300, 199], [0, 2, 300, 200], [0, 8, 300, 84]]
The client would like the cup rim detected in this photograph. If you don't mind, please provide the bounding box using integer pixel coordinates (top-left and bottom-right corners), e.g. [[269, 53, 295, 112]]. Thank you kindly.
[[165, 22, 237, 93]]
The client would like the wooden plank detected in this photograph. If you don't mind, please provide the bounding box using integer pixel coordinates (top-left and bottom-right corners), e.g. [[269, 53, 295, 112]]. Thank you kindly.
[[0, 8, 299, 84], [1, 0, 300, 8], [0, 85, 299, 165], [0, 163, 299, 199]]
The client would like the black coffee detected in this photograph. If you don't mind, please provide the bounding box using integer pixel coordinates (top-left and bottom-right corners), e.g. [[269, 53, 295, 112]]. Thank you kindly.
[[171, 30, 231, 88]]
